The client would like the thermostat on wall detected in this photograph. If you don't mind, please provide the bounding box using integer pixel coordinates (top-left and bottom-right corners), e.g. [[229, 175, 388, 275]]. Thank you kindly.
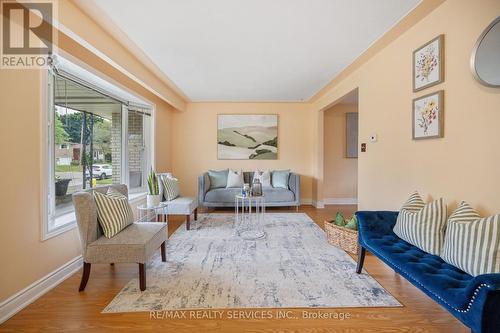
[[370, 133, 378, 143]]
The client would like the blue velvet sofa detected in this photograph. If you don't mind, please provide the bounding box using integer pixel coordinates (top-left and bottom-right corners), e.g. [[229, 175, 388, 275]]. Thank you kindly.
[[355, 211, 500, 333]]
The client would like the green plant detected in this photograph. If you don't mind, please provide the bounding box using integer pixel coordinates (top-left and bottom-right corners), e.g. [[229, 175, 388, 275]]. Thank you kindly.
[[345, 215, 358, 231], [329, 212, 359, 231], [334, 212, 346, 227], [54, 115, 70, 145], [147, 168, 159, 195]]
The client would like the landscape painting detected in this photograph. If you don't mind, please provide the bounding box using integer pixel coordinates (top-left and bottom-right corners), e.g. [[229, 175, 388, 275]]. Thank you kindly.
[[217, 114, 278, 160]]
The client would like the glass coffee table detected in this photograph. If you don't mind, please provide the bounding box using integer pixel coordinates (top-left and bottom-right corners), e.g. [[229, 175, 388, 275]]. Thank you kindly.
[[234, 194, 266, 240], [137, 202, 168, 222]]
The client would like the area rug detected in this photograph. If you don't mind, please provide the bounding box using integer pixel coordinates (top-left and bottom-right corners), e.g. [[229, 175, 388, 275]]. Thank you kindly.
[[103, 213, 400, 313]]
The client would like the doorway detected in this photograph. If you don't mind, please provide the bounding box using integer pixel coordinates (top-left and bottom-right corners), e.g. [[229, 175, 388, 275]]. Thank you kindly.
[[322, 90, 358, 205]]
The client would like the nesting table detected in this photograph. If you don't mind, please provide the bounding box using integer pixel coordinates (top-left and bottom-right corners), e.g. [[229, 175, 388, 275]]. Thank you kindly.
[[234, 194, 266, 240], [137, 202, 168, 222]]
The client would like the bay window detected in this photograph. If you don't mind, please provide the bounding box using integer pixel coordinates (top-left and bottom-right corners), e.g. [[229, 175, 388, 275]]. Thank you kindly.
[[44, 57, 153, 239]]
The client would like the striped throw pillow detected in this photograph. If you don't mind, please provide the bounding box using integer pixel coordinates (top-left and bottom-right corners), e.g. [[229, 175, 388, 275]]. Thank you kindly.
[[441, 202, 500, 276], [393, 192, 447, 255], [107, 187, 127, 199], [93, 188, 134, 238], [161, 175, 180, 201]]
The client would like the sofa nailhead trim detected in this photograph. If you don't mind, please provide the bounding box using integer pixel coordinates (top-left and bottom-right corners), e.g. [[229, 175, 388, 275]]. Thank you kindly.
[[363, 244, 496, 314]]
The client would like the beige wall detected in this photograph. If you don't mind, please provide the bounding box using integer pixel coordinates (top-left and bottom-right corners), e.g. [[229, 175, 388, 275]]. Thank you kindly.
[[155, 104, 174, 172], [323, 103, 358, 200], [0, 69, 83, 302], [0, 2, 179, 302], [171, 103, 314, 201], [313, 0, 500, 215]]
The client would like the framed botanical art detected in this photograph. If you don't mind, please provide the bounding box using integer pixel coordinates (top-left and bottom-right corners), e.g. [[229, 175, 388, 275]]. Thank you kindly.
[[412, 90, 444, 140], [217, 114, 278, 160], [413, 35, 444, 92]]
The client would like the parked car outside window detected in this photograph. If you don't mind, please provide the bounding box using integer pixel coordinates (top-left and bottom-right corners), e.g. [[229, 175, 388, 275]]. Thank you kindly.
[[85, 164, 113, 180]]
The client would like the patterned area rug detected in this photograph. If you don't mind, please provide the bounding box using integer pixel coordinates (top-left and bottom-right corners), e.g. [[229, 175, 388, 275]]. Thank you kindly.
[[103, 213, 400, 313]]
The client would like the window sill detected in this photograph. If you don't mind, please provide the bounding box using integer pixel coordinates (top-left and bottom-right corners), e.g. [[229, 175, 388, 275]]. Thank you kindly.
[[42, 192, 148, 241], [129, 191, 147, 203], [42, 217, 77, 241]]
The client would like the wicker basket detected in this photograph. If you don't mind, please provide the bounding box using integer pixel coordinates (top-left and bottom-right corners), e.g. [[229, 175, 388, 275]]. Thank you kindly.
[[324, 221, 359, 254]]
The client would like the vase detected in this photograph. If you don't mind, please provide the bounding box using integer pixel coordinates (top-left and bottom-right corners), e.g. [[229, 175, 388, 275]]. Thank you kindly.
[[146, 194, 161, 207], [251, 179, 262, 196]]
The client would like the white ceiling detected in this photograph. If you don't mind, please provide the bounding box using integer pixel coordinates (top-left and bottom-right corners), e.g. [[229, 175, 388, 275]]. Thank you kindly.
[[92, 0, 421, 102]]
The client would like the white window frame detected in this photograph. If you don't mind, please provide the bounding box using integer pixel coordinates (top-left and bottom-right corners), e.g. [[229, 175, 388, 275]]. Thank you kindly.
[[125, 106, 153, 195], [41, 69, 154, 241]]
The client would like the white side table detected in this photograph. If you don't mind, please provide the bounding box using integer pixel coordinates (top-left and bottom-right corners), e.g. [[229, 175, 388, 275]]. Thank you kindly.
[[235, 194, 266, 240], [137, 202, 168, 222]]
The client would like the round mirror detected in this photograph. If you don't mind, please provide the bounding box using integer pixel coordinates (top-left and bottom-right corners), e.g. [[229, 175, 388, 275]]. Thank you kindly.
[[471, 17, 500, 87]]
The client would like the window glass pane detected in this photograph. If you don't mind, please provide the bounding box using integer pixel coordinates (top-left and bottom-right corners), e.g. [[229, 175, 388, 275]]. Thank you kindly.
[[128, 110, 150, 190], [53, 76, 122, 220]]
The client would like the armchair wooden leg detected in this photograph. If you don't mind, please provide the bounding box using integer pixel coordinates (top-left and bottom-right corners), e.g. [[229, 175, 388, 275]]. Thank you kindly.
[[186, 214, 191, 230], [139, 263, 146, 291], [356, 246, 366, 274], [160, 241, 166, 262], [79, 262, 91, 292], [194, 208, 198, 221]]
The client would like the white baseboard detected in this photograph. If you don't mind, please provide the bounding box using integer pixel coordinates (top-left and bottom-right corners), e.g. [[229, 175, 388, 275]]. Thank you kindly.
[[0, 255, 83, 324], [323, 198, 358, 205], [312, 200, 325, 209], [300, 198, 312, 205], [300, 199, 325, 208]]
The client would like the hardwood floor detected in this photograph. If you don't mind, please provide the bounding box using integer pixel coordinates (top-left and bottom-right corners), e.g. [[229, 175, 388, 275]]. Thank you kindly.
[[0, 205, 468, 333]]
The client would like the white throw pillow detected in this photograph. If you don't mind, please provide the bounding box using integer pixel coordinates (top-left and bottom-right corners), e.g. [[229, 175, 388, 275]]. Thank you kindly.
[[253, 170, 271, 187], [226, 169, 244, 188]]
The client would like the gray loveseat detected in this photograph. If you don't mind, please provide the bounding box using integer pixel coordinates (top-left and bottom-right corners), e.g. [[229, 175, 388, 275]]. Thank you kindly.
[[198, 171, 300, 209]]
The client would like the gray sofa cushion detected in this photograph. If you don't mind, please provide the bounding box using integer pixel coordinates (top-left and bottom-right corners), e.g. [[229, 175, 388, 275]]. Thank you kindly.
[[205, 188, 241, 203], [208, 169, 229, 188], [262, 188, 295, 202], [271, 169, 290, 189], [205, 187, 295, 203]]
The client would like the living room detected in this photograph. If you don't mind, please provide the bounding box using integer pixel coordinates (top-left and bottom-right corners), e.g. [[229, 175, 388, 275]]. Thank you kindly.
[[0, 0, 499, 332]]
